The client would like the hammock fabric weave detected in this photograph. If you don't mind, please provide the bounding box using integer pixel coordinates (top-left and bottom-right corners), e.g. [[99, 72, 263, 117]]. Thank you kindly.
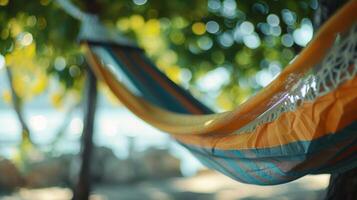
[[82, 1, 357, 185]]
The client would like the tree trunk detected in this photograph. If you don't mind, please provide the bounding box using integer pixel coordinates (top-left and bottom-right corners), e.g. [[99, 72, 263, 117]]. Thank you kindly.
[[72, 1, 101, 199], [73, 67, 97, 200], [325, 168, 357, 200], [313, 1, 357, 199]]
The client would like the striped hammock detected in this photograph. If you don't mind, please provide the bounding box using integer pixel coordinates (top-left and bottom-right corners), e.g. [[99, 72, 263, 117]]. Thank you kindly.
[[80, 1, 357, 185]]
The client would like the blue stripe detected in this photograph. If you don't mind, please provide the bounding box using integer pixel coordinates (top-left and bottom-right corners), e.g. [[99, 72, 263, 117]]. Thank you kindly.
[[103, 46, 160, 105], [179, 121, 357, 185], [122, 49, 191, 113], [136, 52, 213, 114]]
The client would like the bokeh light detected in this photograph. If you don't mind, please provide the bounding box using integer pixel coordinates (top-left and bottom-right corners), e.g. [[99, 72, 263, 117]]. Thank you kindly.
[[192, 22, 206, 35], [197, 36, 213, 50], [281, 34, 294, 47], [54, 56, 66, 71], [281, 9, 297, 26], [133, 0, 147, 6], [293, 18, 313, 46], [219, 32, 234, 47], [0, 0, 9, 6], [206, 21, 220, 34], [208, 0, 221, 12], [267, 14, 280, 27], [0, 54, 5, 70], [243, 33, 261, 49], [197, 67, 230, 92], [240, 21, 255, 35], [19, 32, 33, 46]]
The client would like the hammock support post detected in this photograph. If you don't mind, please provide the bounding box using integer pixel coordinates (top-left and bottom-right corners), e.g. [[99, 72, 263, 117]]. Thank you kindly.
[[73, 66, 97, 200], [326, 168, 357, 200]]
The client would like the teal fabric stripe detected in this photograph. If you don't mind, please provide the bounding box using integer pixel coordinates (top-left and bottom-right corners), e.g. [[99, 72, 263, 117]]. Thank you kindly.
[[101, 46, 160, 105], [118, 48, 192, 113], [224, 149, 286, 182], [135, 51, 212, 114], [180, 121, 357, 185]]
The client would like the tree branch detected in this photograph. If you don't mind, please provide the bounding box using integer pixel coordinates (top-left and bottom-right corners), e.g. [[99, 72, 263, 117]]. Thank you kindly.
[[5, 66, 32, 144]]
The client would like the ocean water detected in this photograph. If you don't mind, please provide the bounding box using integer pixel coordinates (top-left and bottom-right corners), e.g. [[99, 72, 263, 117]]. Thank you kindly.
[[0, 66, 202, 175], [0, 106, 203, 176]]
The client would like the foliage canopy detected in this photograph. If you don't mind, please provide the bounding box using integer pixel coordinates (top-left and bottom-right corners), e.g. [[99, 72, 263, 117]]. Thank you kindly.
[[0, 0, 316, 110]]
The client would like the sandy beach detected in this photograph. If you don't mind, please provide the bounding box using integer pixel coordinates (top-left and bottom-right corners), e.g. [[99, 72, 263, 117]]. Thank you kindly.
[[0, 171, 329, 200]]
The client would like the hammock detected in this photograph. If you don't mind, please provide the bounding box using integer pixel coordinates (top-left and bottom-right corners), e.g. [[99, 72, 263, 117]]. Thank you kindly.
[[59, 0, 357, 185]]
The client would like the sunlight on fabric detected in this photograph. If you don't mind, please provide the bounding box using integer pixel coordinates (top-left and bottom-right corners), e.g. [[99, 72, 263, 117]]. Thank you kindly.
[[204, 119, 214, 126]]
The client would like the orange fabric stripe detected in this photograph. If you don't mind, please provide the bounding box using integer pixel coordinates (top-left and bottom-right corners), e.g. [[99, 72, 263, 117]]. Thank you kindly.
[[173, 76, 357, 150]]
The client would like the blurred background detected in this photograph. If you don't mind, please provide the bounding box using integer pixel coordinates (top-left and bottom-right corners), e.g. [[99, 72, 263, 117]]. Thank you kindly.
[[0, 0, 335, 199]]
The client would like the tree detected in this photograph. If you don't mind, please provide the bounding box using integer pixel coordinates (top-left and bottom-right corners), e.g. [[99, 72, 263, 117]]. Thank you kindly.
[[1, 0, 316, 111]]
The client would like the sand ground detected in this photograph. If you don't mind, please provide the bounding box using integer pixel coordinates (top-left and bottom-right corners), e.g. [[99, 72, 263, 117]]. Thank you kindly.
[[0, 171, 330, 200]]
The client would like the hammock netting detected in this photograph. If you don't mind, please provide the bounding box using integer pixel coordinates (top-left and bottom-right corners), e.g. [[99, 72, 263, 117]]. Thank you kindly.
[[59, 0, 357, 185]]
